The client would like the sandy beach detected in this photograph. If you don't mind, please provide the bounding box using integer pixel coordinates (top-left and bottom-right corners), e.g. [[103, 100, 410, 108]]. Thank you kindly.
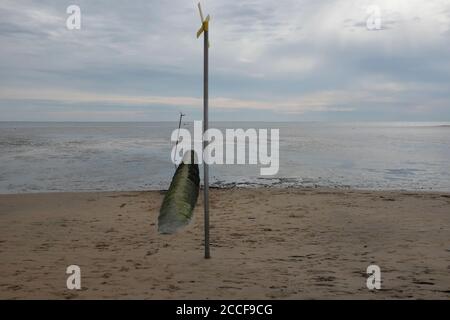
[[0, 188, 449, 299]]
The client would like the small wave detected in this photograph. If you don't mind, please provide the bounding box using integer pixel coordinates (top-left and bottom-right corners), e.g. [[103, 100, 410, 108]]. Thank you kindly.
[[385, 168, 424, 176]]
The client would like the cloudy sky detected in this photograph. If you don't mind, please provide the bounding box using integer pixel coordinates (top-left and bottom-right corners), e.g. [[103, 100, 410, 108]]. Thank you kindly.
[[1, 0, 450, 121]]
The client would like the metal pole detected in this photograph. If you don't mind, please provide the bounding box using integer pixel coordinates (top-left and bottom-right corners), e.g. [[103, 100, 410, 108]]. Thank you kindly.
[[203, 27, 210, 259]]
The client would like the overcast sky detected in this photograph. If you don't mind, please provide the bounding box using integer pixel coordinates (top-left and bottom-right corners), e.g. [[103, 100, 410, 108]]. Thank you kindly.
[[1, 0, 450, 121]]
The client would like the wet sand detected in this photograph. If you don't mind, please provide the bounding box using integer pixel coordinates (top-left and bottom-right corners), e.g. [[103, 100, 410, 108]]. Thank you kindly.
[[0, 188, 449, 299]]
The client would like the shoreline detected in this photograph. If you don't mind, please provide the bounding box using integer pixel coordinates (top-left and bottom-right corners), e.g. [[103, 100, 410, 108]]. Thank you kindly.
[[0, 188, 449, 299], [2, 184, 450, 196]]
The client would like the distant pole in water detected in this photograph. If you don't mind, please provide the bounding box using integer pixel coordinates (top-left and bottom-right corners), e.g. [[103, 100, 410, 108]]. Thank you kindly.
[[196, 2, 210, 259], [173, 112, 186, 170]]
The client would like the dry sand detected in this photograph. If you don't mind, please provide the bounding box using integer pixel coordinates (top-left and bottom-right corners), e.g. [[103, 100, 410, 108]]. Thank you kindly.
[[0, 188, 449, 299]]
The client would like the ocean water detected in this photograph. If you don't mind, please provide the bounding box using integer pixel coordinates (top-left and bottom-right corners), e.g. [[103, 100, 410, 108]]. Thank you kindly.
[[0, 122, 449, 194]]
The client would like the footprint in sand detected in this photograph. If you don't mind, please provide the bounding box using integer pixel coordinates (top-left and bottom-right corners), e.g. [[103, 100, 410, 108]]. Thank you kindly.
[[95, 242, 110, 250], [146, 248, 159, 256], [36, 243, 52, 251], [7, 284, 23, 291]]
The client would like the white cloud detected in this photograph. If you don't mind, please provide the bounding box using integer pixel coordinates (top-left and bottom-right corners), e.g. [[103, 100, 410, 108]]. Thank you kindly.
[[0, 0, 449, 120]]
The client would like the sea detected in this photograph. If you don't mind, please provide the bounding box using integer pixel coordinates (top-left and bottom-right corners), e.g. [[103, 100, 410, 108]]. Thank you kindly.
[[0, 121, 449, 194]]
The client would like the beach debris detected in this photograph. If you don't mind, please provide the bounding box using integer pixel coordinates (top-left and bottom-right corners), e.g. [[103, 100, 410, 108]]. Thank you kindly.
[[158, 151, 200, 234]]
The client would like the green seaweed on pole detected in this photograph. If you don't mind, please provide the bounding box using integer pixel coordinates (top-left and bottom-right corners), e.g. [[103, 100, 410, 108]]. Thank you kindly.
[[158, 150, 200, 234]]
